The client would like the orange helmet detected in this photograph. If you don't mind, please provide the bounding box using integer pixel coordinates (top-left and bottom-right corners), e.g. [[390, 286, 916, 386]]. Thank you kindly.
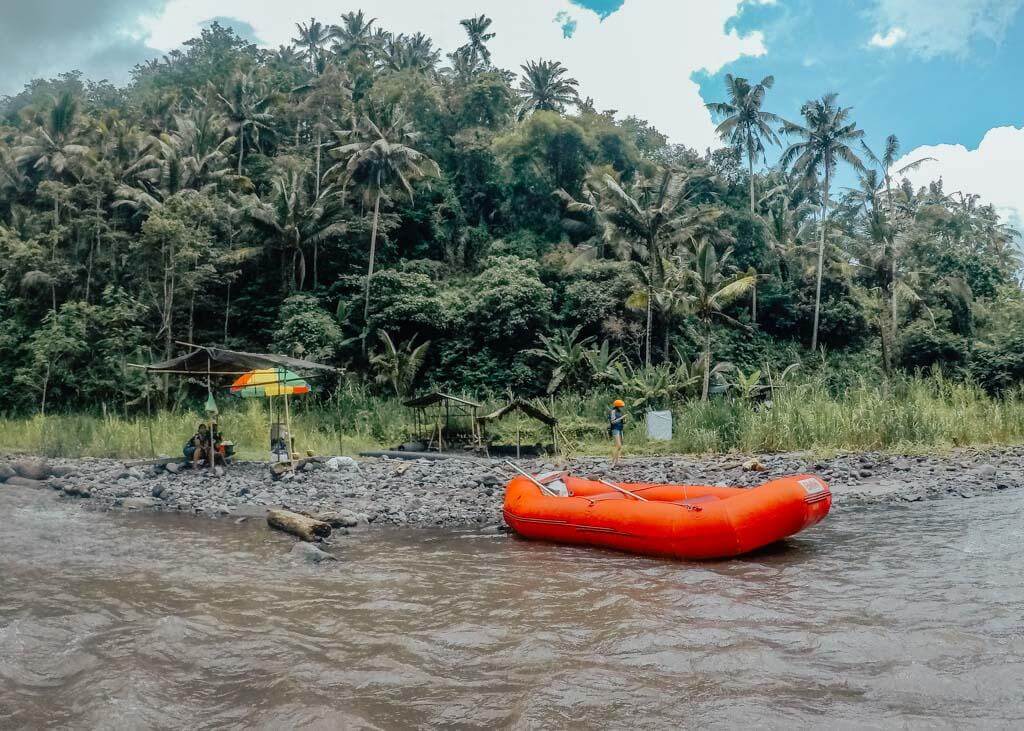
[[612, 399, 625, 408]]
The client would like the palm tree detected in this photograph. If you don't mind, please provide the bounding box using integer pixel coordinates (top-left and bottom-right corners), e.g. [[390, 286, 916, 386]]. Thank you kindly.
[[517, 59, 580, 117], [331, 11, 378, 59], [706, 74, 783, 324], [292, 18, 332, 73], [624, 260, 691, 361], [458, 15, 496, 67], [272, 45, 303, 71], [845, 169, 896, 372], [780, 93, 866, 350], [14, 92, 90, 234], [327, 110, 439, 329], [215, 72, 275, 175], [758, 177, 817, 270], [706, 74, 783, 213], [113, 109, 234, 217], [293, 66, 352, 284], [444, 47, 486, 85], [294, 65, 352, 194], [170, 109, 235, 189], [377, 32, 441, 73], [677, 240, 756, 400], [370, 331, 430, 397], [598, 167, 723, 365], [245, 169, 348, 292], [861, 134, 934, 346], [13, 93, 90, 182], [553, 177, 616, 256]]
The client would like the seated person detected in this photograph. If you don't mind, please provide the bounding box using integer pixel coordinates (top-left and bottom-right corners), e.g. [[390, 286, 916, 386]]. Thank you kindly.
[[210, 423, 230, 467], [184, 423, 211, 468], [270, 424, 291, 463]]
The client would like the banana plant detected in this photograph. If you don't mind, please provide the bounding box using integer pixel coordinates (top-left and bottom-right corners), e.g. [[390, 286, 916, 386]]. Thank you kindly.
[[526, 325, 595, 394], [370, 331, 430, 397], [583, 339, 622, 383], [732, 368, 763, 400]]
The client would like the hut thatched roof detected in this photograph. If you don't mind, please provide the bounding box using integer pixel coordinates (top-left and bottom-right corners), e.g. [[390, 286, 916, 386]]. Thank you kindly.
[[135, 345, 340, 375], [477, 399, 557, 426], [403, 392, 482, 409]]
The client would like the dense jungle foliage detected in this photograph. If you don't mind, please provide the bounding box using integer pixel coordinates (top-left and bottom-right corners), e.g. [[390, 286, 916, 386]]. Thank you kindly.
[[1, 12, 1022, 417]]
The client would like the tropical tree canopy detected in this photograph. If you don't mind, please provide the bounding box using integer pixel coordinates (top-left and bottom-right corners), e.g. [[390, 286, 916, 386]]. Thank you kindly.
[[0, 11, 1018, 415]]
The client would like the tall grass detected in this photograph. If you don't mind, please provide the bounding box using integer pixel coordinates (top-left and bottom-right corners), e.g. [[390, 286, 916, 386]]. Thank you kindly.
[[0, 375, 1021, 459]]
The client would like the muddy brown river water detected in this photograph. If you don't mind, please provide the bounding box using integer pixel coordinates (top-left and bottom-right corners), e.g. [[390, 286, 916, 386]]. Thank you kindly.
[[2, 486, 1023, 729]]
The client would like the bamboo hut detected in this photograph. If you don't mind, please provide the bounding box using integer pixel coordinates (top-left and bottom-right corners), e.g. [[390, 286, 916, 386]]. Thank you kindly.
[[402, 392, 482, 452], [476, 399, 559, 458]]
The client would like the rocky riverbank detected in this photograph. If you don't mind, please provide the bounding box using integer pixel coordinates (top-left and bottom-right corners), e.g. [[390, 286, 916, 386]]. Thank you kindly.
[[1, 446, 1022, 531]]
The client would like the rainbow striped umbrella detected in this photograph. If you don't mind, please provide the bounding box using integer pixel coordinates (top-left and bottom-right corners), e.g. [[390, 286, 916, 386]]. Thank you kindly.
[[230, 368, 311, 398]]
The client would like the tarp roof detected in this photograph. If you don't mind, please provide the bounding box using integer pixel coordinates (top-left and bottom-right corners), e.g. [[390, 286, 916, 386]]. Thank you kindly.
[[403, 392, 482, 409], [478, 399, 558, 426], [135, 345, 341, 376]]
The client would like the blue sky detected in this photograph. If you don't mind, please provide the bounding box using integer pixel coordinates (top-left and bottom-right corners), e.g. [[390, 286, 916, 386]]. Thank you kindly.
[[571, 0, 1024, 224], [697, 0, 1024, 162]]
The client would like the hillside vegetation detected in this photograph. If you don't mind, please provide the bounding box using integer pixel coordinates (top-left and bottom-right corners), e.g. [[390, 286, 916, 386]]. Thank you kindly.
[[1, 12, 1022, 448]]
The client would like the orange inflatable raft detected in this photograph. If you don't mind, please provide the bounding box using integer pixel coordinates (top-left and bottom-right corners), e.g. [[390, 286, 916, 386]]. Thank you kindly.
[[503, 472, 831, 560]]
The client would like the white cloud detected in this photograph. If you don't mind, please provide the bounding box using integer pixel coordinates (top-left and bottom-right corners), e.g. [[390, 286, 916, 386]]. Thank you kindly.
[[138, 0, 767, 149], [868, 27, 906, 48], [895, 126, 1024, 230], [870, 0, 1023, 57]]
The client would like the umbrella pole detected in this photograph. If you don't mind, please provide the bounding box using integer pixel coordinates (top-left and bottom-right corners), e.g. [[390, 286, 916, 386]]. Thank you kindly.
[[284, 391, 292, 462]]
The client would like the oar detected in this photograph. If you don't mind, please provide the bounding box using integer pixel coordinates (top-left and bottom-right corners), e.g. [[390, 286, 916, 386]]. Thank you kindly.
[[503, 460, 561, 497], [599, 479, 649, 502]]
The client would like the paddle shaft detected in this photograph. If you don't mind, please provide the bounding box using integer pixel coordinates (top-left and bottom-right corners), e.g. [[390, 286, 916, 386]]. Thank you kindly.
[[503, 461, 561, 497], [599, 479, 650, 502]]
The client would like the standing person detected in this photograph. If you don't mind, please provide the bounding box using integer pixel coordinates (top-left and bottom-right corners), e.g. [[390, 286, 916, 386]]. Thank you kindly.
[[608, 399, 626, 467]]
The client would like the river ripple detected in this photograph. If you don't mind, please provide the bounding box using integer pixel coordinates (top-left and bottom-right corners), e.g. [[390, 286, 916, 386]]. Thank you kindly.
[[2, 486, 1023, 729]]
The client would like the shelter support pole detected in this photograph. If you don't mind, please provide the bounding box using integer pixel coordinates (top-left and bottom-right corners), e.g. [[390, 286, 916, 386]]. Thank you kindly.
[[336, 392, 343, 456], [146, 385, 155, 457]]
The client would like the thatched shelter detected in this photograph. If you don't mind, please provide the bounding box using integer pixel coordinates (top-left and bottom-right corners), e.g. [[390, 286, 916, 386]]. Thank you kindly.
[[403, 392, 483, 452], [476, 399, 559, 457]]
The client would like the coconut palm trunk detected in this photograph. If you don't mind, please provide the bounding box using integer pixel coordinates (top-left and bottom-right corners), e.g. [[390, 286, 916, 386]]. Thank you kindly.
[[748, 153, 756, 214], [313, 128, 323, 287], [644, 280, 653, 367], [363, 187, 382, 333], [749, 154, 758, 323], [702, 322, 712, 402], [891, 257, 898, 343], [237, 129, 245, 175], [811, 164, 831, 351]]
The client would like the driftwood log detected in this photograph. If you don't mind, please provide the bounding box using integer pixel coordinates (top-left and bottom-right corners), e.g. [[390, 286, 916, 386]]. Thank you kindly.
[[267, 509, 332, 542]]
